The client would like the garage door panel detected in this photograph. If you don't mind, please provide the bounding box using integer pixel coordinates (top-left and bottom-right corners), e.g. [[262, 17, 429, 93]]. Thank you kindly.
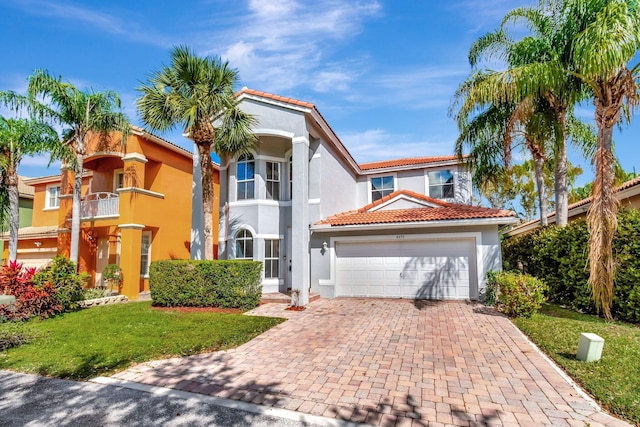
[[336, 239, 476, 299]]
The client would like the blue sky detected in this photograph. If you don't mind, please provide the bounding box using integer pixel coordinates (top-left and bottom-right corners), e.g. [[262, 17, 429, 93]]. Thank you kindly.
[[1, 0, 638, 187]]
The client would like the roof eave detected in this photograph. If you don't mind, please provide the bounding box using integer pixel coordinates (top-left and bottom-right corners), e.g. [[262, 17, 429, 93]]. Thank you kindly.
[[311, 216, 518, 232], [360, 159, 464, 174]]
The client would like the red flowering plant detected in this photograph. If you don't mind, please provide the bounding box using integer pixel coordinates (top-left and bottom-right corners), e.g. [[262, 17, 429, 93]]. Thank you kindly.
[[0, 260, 62, 321]]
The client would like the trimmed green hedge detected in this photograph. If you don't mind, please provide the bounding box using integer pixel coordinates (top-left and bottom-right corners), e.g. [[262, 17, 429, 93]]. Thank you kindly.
[[502, 209, 640, 323], [149, 260, 263, 310], [487, 271, 547, 318]]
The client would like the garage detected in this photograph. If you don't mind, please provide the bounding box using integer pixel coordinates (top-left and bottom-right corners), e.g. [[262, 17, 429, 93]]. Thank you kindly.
[[16, 250, 56, 269], [335, 238, 477, 299]]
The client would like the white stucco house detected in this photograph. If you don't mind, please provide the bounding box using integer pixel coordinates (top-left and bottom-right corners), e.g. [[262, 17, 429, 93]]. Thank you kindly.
[[216, 89, 517, 305]]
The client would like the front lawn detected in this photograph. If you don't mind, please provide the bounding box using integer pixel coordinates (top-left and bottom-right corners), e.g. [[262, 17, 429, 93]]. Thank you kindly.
[[0, 301, 284, 380], [514, 304, 640, 425]]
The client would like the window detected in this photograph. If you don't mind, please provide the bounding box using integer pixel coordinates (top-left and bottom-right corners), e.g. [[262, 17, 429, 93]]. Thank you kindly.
[[235, 229, 253, 259], [236, 154, 255, 200], [288, 156, 293, 199], [140, 231, 152, 277], [264, 239, 280, 279], [428, 170, 455, 199], [114, 170, 124, 191], [371, 176, 394, 202], [266, 161, 280, 200], [46, 185, 61, 209]]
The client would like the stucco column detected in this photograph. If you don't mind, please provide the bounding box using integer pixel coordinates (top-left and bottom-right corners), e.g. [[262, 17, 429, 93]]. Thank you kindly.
[[291, 136, 310, 305], [217, 156, 229, 259], [190, 142, 204, 260], [119, 223, 144, 299]]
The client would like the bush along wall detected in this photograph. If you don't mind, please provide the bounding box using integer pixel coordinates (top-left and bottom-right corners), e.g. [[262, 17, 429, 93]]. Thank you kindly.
[[149, 260, 263, 310], [502, 209, 640, 323]]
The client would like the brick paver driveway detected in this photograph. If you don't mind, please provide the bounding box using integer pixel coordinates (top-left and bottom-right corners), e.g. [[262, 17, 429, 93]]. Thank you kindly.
[[113, 299, 629, 426]]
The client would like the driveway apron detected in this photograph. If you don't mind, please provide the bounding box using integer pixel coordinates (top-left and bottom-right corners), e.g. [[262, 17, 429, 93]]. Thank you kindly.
[[112, 299, 630, 426]]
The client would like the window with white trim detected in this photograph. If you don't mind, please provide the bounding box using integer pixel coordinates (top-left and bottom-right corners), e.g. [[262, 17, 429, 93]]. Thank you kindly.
[[266, 161, 280, 200], [46, 185, 61, 209], [114, 169, 124, 191], [264, 239, 280, 279], [140, 231, 152, 277], [288, 156, 293, 199], [371, 176, 394, 202], [237, 154, 255, 200], [235, 229, 253, 259], [428, 170, 455, 199]]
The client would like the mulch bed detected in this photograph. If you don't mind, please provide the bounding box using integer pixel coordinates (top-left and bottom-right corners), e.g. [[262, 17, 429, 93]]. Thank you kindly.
[[150, 306, 243, 314], [284, 306, 306, 311]]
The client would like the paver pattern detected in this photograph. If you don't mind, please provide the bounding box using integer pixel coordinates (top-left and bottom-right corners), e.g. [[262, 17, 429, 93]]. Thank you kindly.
[[113, 299, 630, 426]]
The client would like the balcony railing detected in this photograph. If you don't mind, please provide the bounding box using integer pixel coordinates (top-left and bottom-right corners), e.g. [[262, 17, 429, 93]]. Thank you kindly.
[[80, 192, 119, 219]]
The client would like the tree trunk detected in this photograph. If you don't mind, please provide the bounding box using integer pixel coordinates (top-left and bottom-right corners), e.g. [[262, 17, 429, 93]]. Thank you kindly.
[[554, 110, 568, 226], [7, 170, 19, 262], [588, 107, 619, 320], [69, 143, 84, 266], [198, 142, 215, 261], [533, 154, 548, 227]]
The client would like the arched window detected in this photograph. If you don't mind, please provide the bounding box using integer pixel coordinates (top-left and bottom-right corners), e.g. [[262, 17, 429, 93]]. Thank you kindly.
[[235, 229, 253, 259], [237, 154, 255, 200]]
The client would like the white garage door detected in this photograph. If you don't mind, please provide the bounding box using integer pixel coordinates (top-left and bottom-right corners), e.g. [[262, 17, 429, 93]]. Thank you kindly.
[[335, 239, 476, 299], [16, 251, 56, 270]]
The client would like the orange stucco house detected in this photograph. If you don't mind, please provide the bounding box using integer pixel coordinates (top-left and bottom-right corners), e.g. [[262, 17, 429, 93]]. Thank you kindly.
[[1, 126, 219, 299]]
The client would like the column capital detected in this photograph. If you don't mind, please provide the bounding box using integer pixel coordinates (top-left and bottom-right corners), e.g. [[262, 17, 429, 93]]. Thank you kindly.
[[292, 136, 309, 146]]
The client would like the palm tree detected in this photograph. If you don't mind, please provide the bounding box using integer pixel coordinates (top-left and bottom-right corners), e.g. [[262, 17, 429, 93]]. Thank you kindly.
[[27, 70, 130, 265], [0, 116, 59, 261], [464, 0, 589, 226], [564, 0, 640, 319], [137, 45, 256, 260]]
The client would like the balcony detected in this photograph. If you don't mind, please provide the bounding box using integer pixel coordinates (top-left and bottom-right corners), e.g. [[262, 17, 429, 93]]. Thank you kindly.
[[81, 192, 119, 219]]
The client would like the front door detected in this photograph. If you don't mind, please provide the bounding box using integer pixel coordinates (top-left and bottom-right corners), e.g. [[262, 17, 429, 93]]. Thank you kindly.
[[95, 237, 109, 288]]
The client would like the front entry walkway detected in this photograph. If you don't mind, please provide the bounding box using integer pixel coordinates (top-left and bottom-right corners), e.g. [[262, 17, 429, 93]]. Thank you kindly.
[[112, 299, 629, 426]]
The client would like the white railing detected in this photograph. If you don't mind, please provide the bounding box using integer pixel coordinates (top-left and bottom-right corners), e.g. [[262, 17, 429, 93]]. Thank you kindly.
[[81, 192, 119, 219]]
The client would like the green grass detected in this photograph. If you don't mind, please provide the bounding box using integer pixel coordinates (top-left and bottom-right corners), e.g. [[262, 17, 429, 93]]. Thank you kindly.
[[0, 302, 284, 380], [514, 304, 640, 425]]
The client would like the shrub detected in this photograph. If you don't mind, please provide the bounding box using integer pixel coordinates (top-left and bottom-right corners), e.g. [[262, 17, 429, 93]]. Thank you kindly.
[[150, 260, 263, 310], [0, 261, 62, 321], [487, 271, 547, 318], [32, 256, 83, 312], [102, 264, 123, 293], [503, 209, 640, 322], [81, 288, 107, 300]]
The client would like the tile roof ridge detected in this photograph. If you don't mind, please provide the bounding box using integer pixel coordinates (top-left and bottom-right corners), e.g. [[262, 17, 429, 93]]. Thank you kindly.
[[236, 87, 315, 109]]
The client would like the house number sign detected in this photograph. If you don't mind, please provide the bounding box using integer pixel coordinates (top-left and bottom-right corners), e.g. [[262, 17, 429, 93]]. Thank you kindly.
[[396, 234, 405, 239]]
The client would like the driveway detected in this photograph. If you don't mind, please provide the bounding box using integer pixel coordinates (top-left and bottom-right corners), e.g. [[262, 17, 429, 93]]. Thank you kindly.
[[112, 299, 630, 426]]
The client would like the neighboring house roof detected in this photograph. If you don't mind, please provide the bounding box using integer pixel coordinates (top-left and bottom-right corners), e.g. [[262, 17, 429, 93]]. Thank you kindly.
[[505, 175, 640, 237], [0, 225, 58, 240], [17, 176, 35, 198], [314, 190, 516, 228], [359, 156, 462, 171], [23, 172, 93, 186]]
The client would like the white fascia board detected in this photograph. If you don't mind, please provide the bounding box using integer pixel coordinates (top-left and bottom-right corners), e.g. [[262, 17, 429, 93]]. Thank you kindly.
[[311, 216, 519, 232], [360, 159, 462, 175]]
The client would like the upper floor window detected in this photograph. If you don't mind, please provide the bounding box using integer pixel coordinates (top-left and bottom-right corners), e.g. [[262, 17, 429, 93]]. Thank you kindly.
[[140, 231, 152, 277], [264, 239, 280, 279], [266, 162, 280, 200], [46, 185, 61, 209], [428, 170, 454, 199], [235, 229, 253, 260], [288, 156, 293, 200], [114, 170, 124, 191], [371, 176, 394, 202], [237, 154, 255, 200]]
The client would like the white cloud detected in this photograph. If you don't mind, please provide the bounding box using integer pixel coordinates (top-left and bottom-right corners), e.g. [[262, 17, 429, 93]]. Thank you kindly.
[[339, 128, 456, 163], [204, 0, 381, 93]]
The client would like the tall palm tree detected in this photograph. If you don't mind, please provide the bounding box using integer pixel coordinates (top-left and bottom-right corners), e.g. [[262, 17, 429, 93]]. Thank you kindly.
[[0, 116, 59, 261], [565, 0, 640, 319], [464, 0, 589, 226], [137, 45, 256, 260], [28, 70, 130, 265]]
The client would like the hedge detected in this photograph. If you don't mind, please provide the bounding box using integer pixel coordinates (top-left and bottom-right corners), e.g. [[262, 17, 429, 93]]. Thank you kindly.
[[149, 260, 263, 310], [502, 209, 640, 323], [486, 271, 547, 318]]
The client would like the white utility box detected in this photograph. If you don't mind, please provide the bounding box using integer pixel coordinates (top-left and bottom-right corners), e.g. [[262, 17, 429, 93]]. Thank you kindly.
[[576, 333, 604, 362]]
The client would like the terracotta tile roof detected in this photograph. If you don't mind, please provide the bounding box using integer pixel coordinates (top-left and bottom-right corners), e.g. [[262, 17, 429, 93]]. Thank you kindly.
[[359, 155, 462, 171], [507, 175, 640, 234], [236, 88, 315, 109], [317, 190, 516, 227]]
